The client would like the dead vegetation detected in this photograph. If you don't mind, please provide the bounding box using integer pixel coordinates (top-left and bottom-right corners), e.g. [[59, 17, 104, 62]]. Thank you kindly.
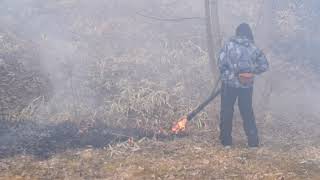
[[0, 32, 51, 117], [1, 131, 320, 179], [1, 0, 320, 179]]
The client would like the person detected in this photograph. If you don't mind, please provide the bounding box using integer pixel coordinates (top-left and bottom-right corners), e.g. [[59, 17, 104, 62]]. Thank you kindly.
[[217, 23, 269, 148]]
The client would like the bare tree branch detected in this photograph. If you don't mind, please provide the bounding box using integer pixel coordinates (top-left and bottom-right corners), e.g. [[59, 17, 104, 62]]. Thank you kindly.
[[136, 11, 204, 22]]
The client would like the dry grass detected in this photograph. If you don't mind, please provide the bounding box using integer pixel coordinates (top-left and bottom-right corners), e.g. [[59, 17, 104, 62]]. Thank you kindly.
[[1, 131, 320, 180], [1, 1, 320, 179]]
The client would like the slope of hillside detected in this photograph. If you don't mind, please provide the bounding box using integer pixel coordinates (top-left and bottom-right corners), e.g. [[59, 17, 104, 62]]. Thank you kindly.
[[1, 1, 320, 179]]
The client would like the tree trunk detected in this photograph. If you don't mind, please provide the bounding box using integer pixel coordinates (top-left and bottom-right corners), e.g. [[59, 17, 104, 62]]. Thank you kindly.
[[256, 0, 276, 49], [204, 0, 221, 83]]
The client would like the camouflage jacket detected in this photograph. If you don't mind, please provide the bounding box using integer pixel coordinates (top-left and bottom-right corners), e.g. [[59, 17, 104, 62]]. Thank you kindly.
[[217, 36, 269, 88]]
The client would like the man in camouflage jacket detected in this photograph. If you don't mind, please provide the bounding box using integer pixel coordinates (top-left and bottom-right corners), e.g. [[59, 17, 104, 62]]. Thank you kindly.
[[217, 23, 269, 148]]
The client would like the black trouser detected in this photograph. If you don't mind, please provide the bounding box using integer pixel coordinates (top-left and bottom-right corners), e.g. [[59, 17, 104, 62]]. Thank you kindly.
[[219, 83, 259, 147]]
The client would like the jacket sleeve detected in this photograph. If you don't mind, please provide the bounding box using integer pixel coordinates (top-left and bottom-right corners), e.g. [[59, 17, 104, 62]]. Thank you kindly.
[[217, 43, 230, 78], [253, 49, 269, 74]]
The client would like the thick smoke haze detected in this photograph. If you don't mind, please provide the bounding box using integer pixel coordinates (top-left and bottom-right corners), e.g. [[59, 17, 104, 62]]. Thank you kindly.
[[1, 0, 320, 178], [1, 0, 319, 145], [1, 0, 320, 118]]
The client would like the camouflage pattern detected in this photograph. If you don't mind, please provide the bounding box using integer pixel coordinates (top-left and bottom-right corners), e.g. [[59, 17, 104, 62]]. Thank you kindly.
[[217, 36, 269, 88]]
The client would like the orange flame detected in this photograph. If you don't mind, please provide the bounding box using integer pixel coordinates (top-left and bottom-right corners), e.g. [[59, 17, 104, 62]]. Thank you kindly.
[[171, 116, 188, 134]]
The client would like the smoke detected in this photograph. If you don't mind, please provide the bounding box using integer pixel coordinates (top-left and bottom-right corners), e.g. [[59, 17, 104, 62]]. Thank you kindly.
[[0, 0, 319, 144]]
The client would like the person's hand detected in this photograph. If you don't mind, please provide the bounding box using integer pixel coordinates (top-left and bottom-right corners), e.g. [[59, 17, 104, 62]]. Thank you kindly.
[[171, 116, 188, 134], [239, 73, 254, 85]]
